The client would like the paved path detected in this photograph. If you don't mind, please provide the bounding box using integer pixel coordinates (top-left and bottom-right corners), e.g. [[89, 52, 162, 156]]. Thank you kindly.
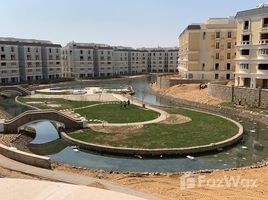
[[0, 154, 161, 200], [0, 178, 146, 200]]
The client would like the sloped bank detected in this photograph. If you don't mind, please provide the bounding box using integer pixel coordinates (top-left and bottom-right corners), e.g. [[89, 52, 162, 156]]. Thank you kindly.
[[60, 108, 243, 156]]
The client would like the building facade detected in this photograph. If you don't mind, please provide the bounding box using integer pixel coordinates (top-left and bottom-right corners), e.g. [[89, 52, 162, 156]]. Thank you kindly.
[[62, 42, 178, 79], [178, 17, 237, 81], [235, 4, 268, 88], [0, 37, 61, 84]]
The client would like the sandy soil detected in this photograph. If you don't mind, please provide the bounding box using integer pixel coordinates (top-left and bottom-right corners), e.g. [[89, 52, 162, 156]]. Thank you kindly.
[[160, 114, 191, 125], [54, 163, 268, 200], [152, 83, 222, 105]]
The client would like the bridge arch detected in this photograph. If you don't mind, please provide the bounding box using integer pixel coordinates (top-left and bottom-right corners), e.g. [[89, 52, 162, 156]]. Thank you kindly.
[[2, 109, 85, 133]]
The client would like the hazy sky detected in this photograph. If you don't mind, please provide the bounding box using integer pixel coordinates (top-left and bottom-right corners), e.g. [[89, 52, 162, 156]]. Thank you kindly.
[[0, 0, 264, 47]]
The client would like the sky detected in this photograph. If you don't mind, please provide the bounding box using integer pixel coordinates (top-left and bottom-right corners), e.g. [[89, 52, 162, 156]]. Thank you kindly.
[[0, 0, 264, 48]]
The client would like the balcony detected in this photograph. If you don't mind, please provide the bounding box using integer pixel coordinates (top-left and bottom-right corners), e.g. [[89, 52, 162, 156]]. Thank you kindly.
[[240, 41, 250, 45], [259, 39, 268, 44]]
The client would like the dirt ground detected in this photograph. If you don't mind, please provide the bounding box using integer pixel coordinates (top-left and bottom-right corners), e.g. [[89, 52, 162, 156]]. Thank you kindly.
[[55, 164, 268, 200], [152, 83, 223, 105]]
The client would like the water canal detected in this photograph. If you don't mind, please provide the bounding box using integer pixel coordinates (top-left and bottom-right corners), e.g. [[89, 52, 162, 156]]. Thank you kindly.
[[1, 76, 268, 172]]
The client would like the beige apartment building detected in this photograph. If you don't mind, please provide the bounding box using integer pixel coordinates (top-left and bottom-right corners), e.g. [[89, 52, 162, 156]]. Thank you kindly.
[[0, 37, 61, 84], [235, 4, 268, 88], [178, 17, 237, 80], [62, 42, 178, 79]]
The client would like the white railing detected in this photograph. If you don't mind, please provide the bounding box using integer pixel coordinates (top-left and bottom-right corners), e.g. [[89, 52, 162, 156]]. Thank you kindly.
[[259, 39, 268, 44], [240, 41, 250, 45]]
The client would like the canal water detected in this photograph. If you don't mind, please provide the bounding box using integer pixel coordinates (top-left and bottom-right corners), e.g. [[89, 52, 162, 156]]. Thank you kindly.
[[1, 76, 268, 172]]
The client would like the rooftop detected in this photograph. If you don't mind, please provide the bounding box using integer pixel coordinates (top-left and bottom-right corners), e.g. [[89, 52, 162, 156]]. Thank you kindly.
[[236, 4, 268, 18]]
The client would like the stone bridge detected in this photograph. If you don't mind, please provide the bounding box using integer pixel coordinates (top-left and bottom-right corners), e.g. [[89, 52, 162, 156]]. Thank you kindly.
[[1, 109, 86, 133], [0, 85, 32, 96]]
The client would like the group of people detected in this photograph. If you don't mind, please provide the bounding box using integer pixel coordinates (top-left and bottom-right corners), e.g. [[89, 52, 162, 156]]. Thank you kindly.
[[120, 100, 131, 108]]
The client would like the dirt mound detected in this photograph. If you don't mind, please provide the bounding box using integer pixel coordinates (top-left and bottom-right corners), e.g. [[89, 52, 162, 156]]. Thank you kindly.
[[160, 114, 191, 124]]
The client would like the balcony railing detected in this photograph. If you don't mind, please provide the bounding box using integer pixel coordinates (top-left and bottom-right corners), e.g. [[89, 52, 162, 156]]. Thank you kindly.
[[259, 39, 268, 44], [240, 41, 250, 45]]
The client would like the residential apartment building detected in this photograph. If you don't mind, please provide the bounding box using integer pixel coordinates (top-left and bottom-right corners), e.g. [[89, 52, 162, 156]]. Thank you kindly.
[[235, 4, 268, 88], [61, 42, 95, 78], [62, 42, 178, 79], [178, 17, 237, 80], [113, 47, 130, 75], [0, 37, 61, 84], [0, 41, 19, 84]]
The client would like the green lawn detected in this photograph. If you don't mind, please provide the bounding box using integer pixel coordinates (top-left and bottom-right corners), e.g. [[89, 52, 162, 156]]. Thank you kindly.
[[75, 104, 159, 123], [18, 97, 98, 110], [69, 108, 239, 149]]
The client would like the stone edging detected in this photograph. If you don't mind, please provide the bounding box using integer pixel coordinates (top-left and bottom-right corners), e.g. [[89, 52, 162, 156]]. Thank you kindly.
[[0, 142, 51, 169], [15, 96, 40, 110], [60, 108, 243, 156]]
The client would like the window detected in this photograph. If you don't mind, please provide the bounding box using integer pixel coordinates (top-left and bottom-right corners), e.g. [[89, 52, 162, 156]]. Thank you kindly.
[[241, 49, 250, 55], [11, 47, 14, 52], [188, 73, 193, 79], [227, 63, 231, 70], [27, 48, 30, 52], [216, 53, 219, 59], [215, 63, 219, 70], [227, 42, 232, 49], [259, 49, 268, 55], [242, 35, 250, 41], [1, 62, 6, 66], [259, 64, 268, 70], [1, 54, 5, 60], [216, 32, 220, 38], [263, 18, 268, 28], [80, 50, 83, 54], [228, 32, 232, 38], [240, 64, 249, 70], [216, 42, 220, 49], [49, 48, 52, 53], [226, 73, 230, 80], [80, 56, 84, 60], [227, 53, 231, 59], [244, 20, 249, 30], [1, 47, 4, 51], [203, 32, 206, 40], [215, 73, 219, 79]]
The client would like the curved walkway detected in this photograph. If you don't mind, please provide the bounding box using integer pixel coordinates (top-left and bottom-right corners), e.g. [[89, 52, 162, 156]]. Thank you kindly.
[[0, 154, 161, 200], [86, 94, 169, 127]]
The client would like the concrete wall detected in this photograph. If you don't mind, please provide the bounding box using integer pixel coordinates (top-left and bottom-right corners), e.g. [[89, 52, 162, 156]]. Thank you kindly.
[[0, 143, 51, 169], [208, 83, 232, 101], [208, 83, 268, 108], [156, 75, 205, 89]]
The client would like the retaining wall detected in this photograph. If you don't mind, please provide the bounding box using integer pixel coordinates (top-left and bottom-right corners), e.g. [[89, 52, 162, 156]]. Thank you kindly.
[[0, 143, 51, 169], [156, 76, 205, 89], [208, 83, 268, 108]]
